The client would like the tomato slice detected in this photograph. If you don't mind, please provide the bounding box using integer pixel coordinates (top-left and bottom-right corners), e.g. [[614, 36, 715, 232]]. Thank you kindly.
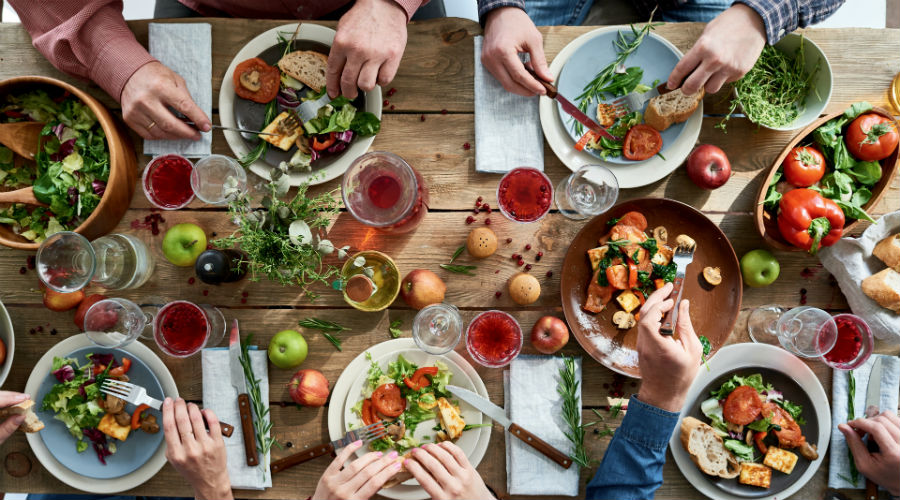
[[312, 132, 336, 151], [361, 399, 377, 426], [623, 124, 663, 161], [109, 357, 131, 377], [627, 261, 638, 289], [371, 384, 406, 417], [574, 131, 598, 151], [233, 57, 280, 104], [754, 431, 768, 455], [723, 385, 763, 425], [606, 264, 629, 290], [617, 211, 648, 231]]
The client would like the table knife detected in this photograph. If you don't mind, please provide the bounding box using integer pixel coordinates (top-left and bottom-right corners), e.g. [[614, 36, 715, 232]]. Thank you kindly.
[[522, 66, 618, 141], [447, 385, 572, 469], [862, 356, 884, 500], [230, 319, 259, 466]]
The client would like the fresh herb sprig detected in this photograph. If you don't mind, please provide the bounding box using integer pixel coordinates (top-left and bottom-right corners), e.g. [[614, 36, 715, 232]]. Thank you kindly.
[[449, 246, 465, 263], [846, 370, 860, 485], [609, 400, 624, 419], [298, 318, 349, 351], [558, 356, 593, 467], [238, 333, 279, 474], [699, 335, 711, 371], [389, 319, 403, 338], [440, 264, 477, 276]]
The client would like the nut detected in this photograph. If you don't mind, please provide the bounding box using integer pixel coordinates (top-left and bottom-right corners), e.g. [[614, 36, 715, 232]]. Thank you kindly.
[[467, 227, 498, 258], [508, 272, 541, 305], [612, 311, 636, 330], [703, 266, 722, 286], [652, 226, 668, 244], [675, 234, 696, 250]]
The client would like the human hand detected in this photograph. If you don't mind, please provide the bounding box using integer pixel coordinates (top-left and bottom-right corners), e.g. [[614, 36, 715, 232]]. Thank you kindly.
[[327, 0, 408, 99], [667, 3, 766, 95], [0, 391, 29, 444], [635, 283, 702, 412], [838, 411, 900, 496], [481, 6, 553, 96], [311, 440, 404, 500], [120, 61, 210, 140], [404, 442, 493, 499], [162, 398, 232, 500]]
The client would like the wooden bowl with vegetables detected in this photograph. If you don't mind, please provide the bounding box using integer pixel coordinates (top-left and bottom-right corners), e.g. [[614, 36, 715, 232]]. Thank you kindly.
[[754, 104, 899, 253]]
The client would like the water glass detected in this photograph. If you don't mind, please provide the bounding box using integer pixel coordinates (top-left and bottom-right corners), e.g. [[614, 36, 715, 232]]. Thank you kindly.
[[413, 303, 463, 355], [190, 154, 247, 204], [774, 306, 838, 358], [37, 231, 154, 293], [555, 165, 619, 220], [84, 298, 152, 349]]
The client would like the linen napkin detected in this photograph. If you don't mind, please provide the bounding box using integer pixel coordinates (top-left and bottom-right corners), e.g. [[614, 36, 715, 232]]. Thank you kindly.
[[827, 354, 900, 489], [473, 36, 544, 173], [144, 23, 212, 157], [202, 346, 271, 490], [504, 354, 580, 496], [819, 210, 900, 344]]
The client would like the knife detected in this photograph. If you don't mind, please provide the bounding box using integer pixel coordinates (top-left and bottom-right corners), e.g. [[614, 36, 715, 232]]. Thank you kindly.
[[522, 66, 618, 141], [230, 319, 259, 466], [862, 356, 883, 500], [447, 385, 572, 469]]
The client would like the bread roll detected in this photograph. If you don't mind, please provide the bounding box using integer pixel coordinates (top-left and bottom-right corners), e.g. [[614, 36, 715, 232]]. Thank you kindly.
[[644, 88, 704, 132], [680, 416, 741, 479], [381, 453, 414, 489], [873, 234, 900, 271], [0, 399, 45, 433], [861, 267, 900, 313]]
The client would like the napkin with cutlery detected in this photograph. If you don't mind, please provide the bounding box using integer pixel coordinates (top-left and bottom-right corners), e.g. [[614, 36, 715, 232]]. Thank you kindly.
[[473, 36, 544, 174], [202, 346, 271, 490], [504, 354, 581, 496], [828, 354, 899, 489], [144, 23, 212, 158]]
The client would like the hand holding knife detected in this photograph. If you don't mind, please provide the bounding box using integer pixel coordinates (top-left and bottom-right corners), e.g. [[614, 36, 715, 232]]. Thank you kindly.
[[522, 66, 618, 141], [229, 319, 259, 466]]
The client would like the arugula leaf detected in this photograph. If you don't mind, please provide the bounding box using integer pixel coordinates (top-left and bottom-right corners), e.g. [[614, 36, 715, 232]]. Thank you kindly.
[[776, 399, 806, 425]]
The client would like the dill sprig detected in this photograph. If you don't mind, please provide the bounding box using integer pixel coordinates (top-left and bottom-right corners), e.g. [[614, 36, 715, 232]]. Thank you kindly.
[[238, 333, 279, 474], [298, 318, 349, 351], [558, 355, 593, 468]]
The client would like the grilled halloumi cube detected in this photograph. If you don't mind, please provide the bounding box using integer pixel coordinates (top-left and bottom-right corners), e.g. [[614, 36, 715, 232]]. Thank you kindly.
[[98, 413, 131, 441], [436, 397, 465, 440], [739, 462, 772, 488], [596, 103, 619, 128], [763, 447, 798, 475], [616, 291, 641, 313], [651, 245, 674, 266], [260, 111, 303, 151], [588, 246, 609, 271]]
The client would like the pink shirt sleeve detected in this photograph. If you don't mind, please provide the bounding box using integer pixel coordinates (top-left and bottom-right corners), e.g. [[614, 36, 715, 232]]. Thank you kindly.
[[392, 0, 428, 21], [8, 0, 156, 102]]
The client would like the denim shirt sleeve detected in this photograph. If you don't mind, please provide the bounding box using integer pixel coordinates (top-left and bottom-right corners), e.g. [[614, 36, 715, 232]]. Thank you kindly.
[[585, 395, 680, 500], [476, 0, 526, 23], [736, 0, 846, 44]]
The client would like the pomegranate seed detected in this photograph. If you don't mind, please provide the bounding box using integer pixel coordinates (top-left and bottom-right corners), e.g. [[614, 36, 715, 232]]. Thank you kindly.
[[546, 271, 553, 278], [495, 270, 499, 274], [390, 104, 395, 110], [473, 208, 480, 214], [388, 87, 397, 96], [18, 267, 26, 274], [383, 100, 389, 106], [525, 264, 532, 271], [535, 255, 542, 262], [420, 115, 426, 122], [37, 326, 44, 332], [475, 201, 482, 208], [477, 196, 483, 203], [202, 290, 209, 296], [506, 238, 512, 244], [188, 277, 195, 285], [517, 259, 524, 266], [159, 216, 166, 223], [525, 244, 531, 251], [485, 218, 491, 225], [240, 298, 247, 304], [465, 216, 475, 224], [463, 142, 471, 150], [441, 109, 448, 115], [537, 251, 544, 257], [495, 291, 502, 298], [242, 291, 249, 297]]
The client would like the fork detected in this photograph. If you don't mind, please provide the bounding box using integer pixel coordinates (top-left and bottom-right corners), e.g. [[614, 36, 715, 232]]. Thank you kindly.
[[101, 379, 234, 437], [270, 420, 389, 474], [610, 83, 672, 114], [167, 108, 280, 136], [659, 239, 696, 336]]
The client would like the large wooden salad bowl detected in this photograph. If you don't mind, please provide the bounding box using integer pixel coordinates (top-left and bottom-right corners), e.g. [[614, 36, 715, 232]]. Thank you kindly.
[[0, 76, 137, 250]]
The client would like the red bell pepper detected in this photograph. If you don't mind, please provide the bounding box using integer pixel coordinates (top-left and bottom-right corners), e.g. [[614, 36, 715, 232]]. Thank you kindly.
[[754, 431, 768, 455], [777, 188, 844, 255], [574, 131, 598, 151], [627, 261, 638, 289], [404, 366, 439, 391], [131, 404, 150, 430], [109, 357, 132, 377], [312, 132, 336, 151]]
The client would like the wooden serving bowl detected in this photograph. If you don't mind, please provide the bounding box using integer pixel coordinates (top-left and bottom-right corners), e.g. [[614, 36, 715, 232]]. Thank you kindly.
[[0, 76, 137, 250], [754, 106, 899, 252]]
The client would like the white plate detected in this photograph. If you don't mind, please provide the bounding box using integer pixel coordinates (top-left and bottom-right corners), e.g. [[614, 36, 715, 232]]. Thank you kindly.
[[669, 343, 831, 500], [23, 335, 178, 494], [540, 27, 702, 189], [219, 23, 382, 186], [328, 339, 491, 500], [0, 298, 13, 388]]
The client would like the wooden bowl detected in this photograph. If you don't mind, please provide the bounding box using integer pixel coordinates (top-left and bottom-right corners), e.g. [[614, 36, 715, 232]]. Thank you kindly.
[[754, 106, 899, 252], [0, 76, 137, 250], [559, 198, 742, 378]]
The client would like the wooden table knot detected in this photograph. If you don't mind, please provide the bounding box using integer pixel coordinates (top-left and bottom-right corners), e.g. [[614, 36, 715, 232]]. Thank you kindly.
[[441, 29, 468, 45], [5, 451, 32, 477]]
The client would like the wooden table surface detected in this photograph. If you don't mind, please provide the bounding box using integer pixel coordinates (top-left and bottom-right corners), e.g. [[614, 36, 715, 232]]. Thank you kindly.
[[1, 17, 899, 500]]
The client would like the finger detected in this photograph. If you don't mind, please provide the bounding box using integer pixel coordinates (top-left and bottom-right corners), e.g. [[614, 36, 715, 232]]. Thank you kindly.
[[326, 50, 347, 99], [704, 70, 730, 95], [850, 418, 899, 454], [357, 458, 404, 498], [411, 446, 454, 487], [502, 51, 545, 96], [340, 58, 363, 100], [0, 391, 28, 408], [404, 457, 444, 498], [880, 410, 900, 428], [422, 443, 463, 474], [481, 53, 535, 97], [356, 61, 381, 93], [439, 440, 472, 468], [340, 450, 389, 485], [376, 53, 402, 87], [163, 87, 210, 133], [871, 413, 900, 442], [668, 48, 702, 90], [201, 408, 223, 443], [325, 439, 363, 476], [641, 296, 674, 326], [524, 36, 553, 86], [681, 60, 715, 97], [675, 300, 701, 355], [839, 423, 874, 472], [125, 109, 162, 140], [346, 451, 398, 492], [173, 398, 197, 449], [642, 283, 674, 313], [0, 414, 25, 441], [147, 102, 201, 140], [187, 403, 208, 443], [162, 397, 182, 449]]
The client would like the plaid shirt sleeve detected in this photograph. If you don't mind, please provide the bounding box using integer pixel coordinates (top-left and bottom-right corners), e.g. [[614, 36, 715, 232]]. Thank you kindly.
[[476, 0, 526, 23], [736, 0, 847, 44]]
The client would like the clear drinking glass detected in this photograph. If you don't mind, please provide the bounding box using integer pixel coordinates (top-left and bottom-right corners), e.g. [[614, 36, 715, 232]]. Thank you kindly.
[[37, 232, 154, 293], [341, 151, 429, 233], [555, 165, 619, 220], [774, 306, 838, 358], [747, 305, 787, 346], [413, 303, 463, 355], [190, 154, 247, 204], [465, 310, 523, 368], [84, 298, 153, 348], [152, 300, 226, 358]]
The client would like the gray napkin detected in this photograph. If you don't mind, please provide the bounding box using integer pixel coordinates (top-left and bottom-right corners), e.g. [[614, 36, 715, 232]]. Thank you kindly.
[[144, 23, 212, 158], [473, 36, 544, 173], [202, 347, 271, 490], [504, 354, 580, 496], [820, 210, 900, 344], [828, 354, 900, 489]]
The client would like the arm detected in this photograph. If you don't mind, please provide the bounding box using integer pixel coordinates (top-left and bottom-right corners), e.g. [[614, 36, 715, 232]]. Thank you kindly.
[[839, 411, 900, 497], [476, 0, 526, 23], [736, 0, 847, 44], [162, 398, 233, 500]]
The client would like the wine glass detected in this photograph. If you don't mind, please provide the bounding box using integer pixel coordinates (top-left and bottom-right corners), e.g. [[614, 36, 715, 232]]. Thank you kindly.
[[152, 300, 226, 358], [83, 298, 154, 349], [554, 165, 619, 220], [762, 306, 838, 358], [746, 305, 787, 346], [190, 154, 247, 204], [36, 231, 154, 293], [413, 303, 463, 355]]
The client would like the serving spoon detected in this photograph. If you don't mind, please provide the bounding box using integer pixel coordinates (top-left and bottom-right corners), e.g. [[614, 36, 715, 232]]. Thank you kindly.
[[0, 155, 47, 206], [0, 121, 45, 159]]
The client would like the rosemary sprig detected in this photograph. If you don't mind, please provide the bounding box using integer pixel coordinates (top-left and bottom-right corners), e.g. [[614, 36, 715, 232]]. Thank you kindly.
[[440, 264, 477, 276], [558, 355, 593, 468], [238, 99, 276, 168], [846, 370, 860, 485], [298, 318, 349, 351], [449, 245, 465, 263], [591, 408, 605, 421], [609, 401, 623, 419], [238, 333, 278, 472], [389, 319, 403, 338]]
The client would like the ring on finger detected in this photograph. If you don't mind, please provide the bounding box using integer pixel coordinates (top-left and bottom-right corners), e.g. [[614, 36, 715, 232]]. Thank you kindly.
[[147, 121, 156, 131]]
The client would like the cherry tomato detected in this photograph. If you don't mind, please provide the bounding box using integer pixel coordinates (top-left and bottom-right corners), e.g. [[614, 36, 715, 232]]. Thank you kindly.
[[723, 385, 763, 426], [606, 264, 629, 290], [574, 131, 598, 151], [312, 132, 336, 151], [109, 357, 131, 377], [232, 58, 280, 104], [371, 383, 406, 417], [782, 146, 826, 187], [622, 124, 663, 161], [846, 113, 899, 162], [617, 211, 648, 231]]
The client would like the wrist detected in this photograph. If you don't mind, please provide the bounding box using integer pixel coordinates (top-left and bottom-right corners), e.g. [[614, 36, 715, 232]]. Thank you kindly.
[[360, 0, 409, 22], [485, 6, 525, 25], [637, 388, 685, 413], [731, 3, 766, 38], [192, 480, 232, 500]]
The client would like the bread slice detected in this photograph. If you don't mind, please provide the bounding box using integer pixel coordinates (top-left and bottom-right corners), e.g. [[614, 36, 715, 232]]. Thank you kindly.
[[0, 399, 45, 433], [861, 267, 900, 312], [644, 88, 704, 132], [873, 234, 900, 271], [277, 51, 328, 93], [381, 452, 413, 489], [680, 416, 741, 479]]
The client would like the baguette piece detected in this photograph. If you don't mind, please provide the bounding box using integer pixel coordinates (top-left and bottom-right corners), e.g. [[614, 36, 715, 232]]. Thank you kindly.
[[861, 268, 900, 312], [680, 416, 741, 479], [644, 88, 704, 132], [873, 234, 900, 271], [0, 399, 45, 433], [277, 50, 328, 93], [381, 452, 414, 489]]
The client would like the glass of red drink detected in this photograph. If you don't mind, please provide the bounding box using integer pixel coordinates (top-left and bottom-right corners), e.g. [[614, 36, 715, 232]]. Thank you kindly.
[[497, 167, 553, 223], [466, 310, 523, 368], [153, 300, 225, 357], [143, 154, 195, 210], [820, 313, 873, 370], [342, 151, 429, 233]]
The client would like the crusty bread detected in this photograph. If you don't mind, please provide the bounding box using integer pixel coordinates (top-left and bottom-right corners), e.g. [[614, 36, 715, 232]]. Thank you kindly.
[[861, 267, 900, 313], [680, 416, 741, 479], [0, 399, 45, 433], [873, 234, 900, 271], [644, 88, 704, 132], [277, 51, 328, 93], [381, 453, 413, 489]]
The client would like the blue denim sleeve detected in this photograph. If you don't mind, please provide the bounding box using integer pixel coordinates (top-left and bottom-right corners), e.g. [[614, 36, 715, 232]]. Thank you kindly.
[[476, 0, 526, 22], [736, 0, 846, 44], [585, 395, 680, 500]]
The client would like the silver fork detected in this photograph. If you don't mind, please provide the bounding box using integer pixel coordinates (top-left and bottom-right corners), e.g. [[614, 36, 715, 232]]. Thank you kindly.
[[270, 420, 389, 474], [610, 83, 671, 114], [660, 239, 696, 336]]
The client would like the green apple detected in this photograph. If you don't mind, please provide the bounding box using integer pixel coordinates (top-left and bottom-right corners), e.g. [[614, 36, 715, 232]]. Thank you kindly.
[[268, 330, 308, 369], [162, 223, 207, 267], [741, 249, 780, 287]]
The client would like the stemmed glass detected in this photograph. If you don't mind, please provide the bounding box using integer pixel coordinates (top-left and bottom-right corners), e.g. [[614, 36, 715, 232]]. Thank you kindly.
[[748, 305, 837, 358], [554, 165, 619, 220], [413, 303, 463, 355], [36, 231, 154, 293], [83, 298, 154, 349]]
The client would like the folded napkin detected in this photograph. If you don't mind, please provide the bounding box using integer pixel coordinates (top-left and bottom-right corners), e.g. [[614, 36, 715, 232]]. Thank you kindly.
[[828, 354, 900, 489], [504, 354, 580, 496], [202, 347, 271, 490], [144, 23, 212, 158], [820, 210, 900, 344], [473, 36, 544, 174]]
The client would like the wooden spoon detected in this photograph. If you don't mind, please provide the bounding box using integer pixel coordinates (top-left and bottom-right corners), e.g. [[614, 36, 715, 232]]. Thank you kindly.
[[0, 186, 46, 206], [0, 121, 45, 159]]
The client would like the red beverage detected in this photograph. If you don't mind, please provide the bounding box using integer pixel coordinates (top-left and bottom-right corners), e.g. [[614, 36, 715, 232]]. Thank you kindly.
[[154, 301, 210, 357], [143, 154, 195, 209], [343, 152, 429, 233], [368, 175, 402, 209], [497, 167, 552, 222], [466, 310, 523, 367], [822, 313, 872, 369]]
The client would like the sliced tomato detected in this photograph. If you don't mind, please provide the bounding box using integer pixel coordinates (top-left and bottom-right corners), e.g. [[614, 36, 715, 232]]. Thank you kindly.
[[584, 268, 614, 313], [232, 57, 280, 104], [754, 431, 768, 455], [846, 113, 899, 162], [312, 132, 336, 151], [131, 404, 150, 430], [617, 211, 648, 231], [722, 385, 763, 425], [575, 131, 598, 151], [361, 399, 377, 426], [783, 146, 826, 187], [372, 383, 406, 417], [109, 357, 131, 377], [627, 261, 638, 289], [404, 367, 439, 391], [606, 264, 629, 290], [764, 402, 805, 448], [622, 124, 663, 161]]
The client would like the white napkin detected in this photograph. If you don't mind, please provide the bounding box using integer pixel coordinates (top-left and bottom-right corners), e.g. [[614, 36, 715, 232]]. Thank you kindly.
[[201, 347, 271, 490], [819, 210, 900, 344], [473, 36, 544, 174], [828, 354, 900, 489], [504, 354, 580, 496], [144, 23, 212, 158]]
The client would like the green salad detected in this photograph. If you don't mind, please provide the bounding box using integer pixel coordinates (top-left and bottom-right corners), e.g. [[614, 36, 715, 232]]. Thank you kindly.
[[43, 354, 111, 458]]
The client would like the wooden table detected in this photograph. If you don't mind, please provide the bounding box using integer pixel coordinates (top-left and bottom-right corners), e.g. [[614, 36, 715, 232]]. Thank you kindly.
[[1, 17, 898, 499]]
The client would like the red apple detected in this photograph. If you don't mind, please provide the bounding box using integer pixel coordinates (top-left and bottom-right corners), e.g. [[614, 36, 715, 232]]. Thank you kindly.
[[530, 316, 569, 354], [43, 288, 84, 312], [686, 144, 731, 190], [288, 369, 330, 407], [400, 269, 446, 310], [74, 294, 108, 330]]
